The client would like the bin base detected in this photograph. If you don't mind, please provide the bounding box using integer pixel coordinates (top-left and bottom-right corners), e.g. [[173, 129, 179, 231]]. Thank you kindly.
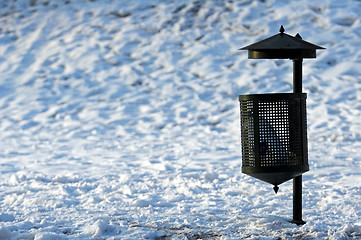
[[242, 165, 308, 186]]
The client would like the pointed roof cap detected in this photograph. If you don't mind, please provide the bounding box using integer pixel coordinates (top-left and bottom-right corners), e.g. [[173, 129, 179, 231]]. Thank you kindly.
[[240, 26, 325, 59]]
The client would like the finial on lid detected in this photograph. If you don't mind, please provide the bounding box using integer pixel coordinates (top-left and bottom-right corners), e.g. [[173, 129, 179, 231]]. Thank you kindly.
[[279, 25, 285, 34], [295, 33, 302, 39]]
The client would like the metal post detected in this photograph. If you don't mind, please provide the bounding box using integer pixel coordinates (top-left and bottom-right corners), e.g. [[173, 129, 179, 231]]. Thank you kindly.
[[293, 59, 302, 93], [291, 59, 306, 225], [292, 175, 305, 225]]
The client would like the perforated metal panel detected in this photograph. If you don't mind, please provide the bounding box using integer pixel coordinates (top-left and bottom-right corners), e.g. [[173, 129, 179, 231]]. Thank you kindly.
[[239, 93, 308, 186], [240, 100, 256, 167]]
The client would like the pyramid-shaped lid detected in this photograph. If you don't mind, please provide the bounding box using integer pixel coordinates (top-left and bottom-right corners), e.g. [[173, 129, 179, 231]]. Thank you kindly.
[[240, 26, 325, 59]]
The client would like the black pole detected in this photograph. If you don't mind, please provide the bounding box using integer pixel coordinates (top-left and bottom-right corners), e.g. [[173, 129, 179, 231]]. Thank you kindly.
[[291, 59, 306, 225], [293, 59, 302, 93], [292, 175, 305, 225]]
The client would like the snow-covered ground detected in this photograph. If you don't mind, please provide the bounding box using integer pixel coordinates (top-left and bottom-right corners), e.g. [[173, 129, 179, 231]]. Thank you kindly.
[[0, 0, 360, 239]]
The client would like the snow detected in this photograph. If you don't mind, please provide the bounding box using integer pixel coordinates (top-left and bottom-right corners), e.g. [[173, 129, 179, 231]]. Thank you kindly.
[[0, 0, 360, 239]]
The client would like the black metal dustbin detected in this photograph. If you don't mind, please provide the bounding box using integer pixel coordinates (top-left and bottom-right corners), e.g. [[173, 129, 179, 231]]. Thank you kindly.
[[238, 25, 324, 224], [239, 93, 309, 189]]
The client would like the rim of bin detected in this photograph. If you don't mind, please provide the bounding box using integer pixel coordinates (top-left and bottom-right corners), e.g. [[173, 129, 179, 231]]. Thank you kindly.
[[239, 92, 306, 101], [242, 165, 309, 174]]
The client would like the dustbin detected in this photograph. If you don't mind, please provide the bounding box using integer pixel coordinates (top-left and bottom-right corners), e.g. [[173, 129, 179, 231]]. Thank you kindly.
[[238, 25, 324, 224], [239, 93, 308, 188]]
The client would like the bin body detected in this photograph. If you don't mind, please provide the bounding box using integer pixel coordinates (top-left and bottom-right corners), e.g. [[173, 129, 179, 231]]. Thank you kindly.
[[239, 93, 309, 186]]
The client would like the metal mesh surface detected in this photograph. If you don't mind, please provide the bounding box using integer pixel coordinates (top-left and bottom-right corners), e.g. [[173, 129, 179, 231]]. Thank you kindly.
[[240, 93, 308, 168]]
